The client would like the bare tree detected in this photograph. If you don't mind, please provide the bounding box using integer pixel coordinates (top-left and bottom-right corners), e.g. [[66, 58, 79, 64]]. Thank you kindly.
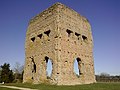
[[13, 62, 24, 74], [13, 62, 24, 83], [100, 72, 110, 77]]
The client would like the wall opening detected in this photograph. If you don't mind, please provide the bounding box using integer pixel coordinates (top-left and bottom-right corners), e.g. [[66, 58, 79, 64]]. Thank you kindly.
[[37, 34, 43, 39], [54, 35, 58, 38], [82, 35, 87, 42], [44, 30, 51, 36], [74, 57, 82, 77], [30, 57, 36, 73], [75, 32, 80, 40], [66, 29, 73, 37], [75, 32, 80, 37], [31, 77, 33, 79], [45, 56, 53, 79], [31, 37, 35, 42]]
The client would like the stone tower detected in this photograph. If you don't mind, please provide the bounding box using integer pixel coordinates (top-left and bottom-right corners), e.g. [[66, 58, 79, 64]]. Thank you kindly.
[[23, 2, 96, 85]]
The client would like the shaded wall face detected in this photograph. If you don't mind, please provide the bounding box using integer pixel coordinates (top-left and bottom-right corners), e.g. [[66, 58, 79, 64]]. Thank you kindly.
[[23, 9, 60, 83], [23, 3, 96, 85]]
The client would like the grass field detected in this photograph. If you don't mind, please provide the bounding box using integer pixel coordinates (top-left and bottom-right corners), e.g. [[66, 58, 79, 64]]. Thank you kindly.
[[0, 87, 15, 90], [0, 82, 120, 90]]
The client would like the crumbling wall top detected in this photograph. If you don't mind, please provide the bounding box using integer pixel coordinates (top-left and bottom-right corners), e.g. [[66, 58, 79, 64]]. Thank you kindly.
[[29, 2, 89, 25]]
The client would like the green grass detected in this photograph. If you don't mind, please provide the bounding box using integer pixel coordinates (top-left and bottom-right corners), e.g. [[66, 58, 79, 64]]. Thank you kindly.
[[2, 82, 120, 90], [0, 87, 16, 90]]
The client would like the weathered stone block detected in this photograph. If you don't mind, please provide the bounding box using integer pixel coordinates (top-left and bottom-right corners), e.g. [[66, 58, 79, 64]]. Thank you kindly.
[[23, 2, 96, 85]]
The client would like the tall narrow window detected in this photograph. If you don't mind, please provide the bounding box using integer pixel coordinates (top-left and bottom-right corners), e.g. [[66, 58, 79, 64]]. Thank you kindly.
[[45, 56, 53, 79], [74, 57, 82, 77], [30, 57, 36, 73]]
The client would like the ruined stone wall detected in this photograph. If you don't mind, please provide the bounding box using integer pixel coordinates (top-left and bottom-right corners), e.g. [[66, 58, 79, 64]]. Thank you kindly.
[[55, 4, 96, 85], [23, 2, 96, 85]]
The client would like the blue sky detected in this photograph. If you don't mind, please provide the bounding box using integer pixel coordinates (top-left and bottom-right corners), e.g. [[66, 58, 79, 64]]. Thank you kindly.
[[0, 0, 120, 75]]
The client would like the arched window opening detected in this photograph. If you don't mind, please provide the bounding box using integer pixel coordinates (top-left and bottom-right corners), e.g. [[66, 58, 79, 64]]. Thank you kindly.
[[74, 57, 82, 77], [45, 56, 53, 79], [66, 29, 73, 37], [44, 30, 51, 37]]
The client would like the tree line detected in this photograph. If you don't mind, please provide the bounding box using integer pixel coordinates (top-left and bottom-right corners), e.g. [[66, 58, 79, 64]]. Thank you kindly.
[[96, 72, 120, 82], [0, 63, 23, 83]]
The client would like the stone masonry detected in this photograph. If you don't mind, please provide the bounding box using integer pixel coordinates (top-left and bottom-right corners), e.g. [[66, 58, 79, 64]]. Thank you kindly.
[[23, 2, 96, 85]]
